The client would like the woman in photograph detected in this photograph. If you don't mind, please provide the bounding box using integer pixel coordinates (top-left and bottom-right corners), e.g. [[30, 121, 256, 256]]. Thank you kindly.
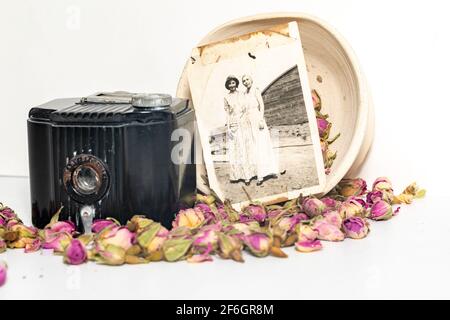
[[241, 74, 284, 186], [224, 75, 256, 185]]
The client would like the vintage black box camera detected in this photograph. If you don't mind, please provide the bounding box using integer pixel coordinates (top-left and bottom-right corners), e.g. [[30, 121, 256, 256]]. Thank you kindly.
[[28, 92, 196, 230]]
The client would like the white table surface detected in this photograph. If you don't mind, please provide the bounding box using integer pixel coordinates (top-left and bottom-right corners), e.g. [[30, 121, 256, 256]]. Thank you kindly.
[[0, 176, 446, 300]]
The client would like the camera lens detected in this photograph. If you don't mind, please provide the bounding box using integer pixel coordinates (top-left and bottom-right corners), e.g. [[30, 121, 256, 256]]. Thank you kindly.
[[64, 154, 110, 204], [73, 165, 100, 195]]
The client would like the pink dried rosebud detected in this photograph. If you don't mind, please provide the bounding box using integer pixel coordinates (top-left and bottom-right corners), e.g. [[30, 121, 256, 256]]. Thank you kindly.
[[92, 219, 119, 233], [193, 224, 220, 248], [338, 199, 365, 219], [99, 227, 135, 251], [317, 118, 331, 138], [372, 177, 393, 192], [321, 197, 340, 211], [368, 200, 393, 221], [9, 223, 38, 238], [337, 178, 367, 197], [172, 208, 205, 229], [243, 233, 271, 257], [49, 221, 76, 234], [343, 217, 370, 239], [323, 210, 343, 228], [64, 239, 88, 265], [218, 233, 244, 262], [295, 240, 323, 253], [313, 220, 345, 242], [296, 224, 318, 241], [366, 191, 385, 205], [0, 208, 16, 219], [42, 232, 72, 253], [0, 261, 7, 287], [231, 221, 260, 236], [302, 198, 326, 218], [96, 244, 126, 266], [24, 238, 41, 253], [194, 203, 216, 223], [0, 239, 6, 253], [242, 204, 267, 223], [0, 216, 5, 227]]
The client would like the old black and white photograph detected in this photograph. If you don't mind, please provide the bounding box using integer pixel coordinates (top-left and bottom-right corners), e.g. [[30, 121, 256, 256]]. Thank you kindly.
[[188, 23, 325, 207]]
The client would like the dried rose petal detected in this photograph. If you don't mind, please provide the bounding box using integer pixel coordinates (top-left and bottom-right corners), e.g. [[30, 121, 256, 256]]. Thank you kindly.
[[295, 240, 322, 253], [0, 261, 7, 287], [343, 217, 370, 239], [64, 239, 87, 265]]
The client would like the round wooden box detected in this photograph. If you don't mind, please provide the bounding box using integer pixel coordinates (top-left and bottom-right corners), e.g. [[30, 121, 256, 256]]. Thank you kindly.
[[177, 12, 374, 195]]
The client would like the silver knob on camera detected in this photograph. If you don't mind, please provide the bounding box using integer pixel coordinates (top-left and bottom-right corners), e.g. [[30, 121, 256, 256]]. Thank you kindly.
[[131, 93, 172, 109]]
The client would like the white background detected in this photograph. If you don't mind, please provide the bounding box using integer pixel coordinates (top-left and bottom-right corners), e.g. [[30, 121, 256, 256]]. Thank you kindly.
[[1, 0, 450, 299]]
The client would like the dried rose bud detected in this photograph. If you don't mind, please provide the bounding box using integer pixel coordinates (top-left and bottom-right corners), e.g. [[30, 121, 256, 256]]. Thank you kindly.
[[128, 216, 154, 233], [313, 220, 345, 242], [96, 244, 126, 266], [24, 238, 41, 253], [231, 221, 261, 236], [311, 89, 322, 111], [0, 239, 6, 253], [42, 232, 72, 253], [242, 204, 267, 223], [337, 178, 367, 197], [295, 240, 322, 253], [172, 208, 205, 229], [0, 261, 7, 287], [302, 198, 326, 218], [366, 191, 384, 205], [196, 194, 216, 205], [317, 118, 331, 139], [218, 233, 244, 262], [64, 239, 88, 265], [9, 224, 38, 239], [137, 223, 162, 248], [99, 227, 135, 251], [296, 224, 318, 241], [0, 208, 16, 219], [393, 182, 426, 205], [321, 197, 340, 211], [0, 216, 5, 227], [243, 233, 271, 257], [372, 177, 393, 192], [92, 219, 119, 234], [338, 199, 365, 219], [193, 224, 220, 249], [368, 200, 393, 221], [187, 244, 214, 263], [323, 210, 343, 228], [163, 238, 193, 262], [48, 221, 76, 234], [343, 217, 370, 239], [146, 228, 169, 254]]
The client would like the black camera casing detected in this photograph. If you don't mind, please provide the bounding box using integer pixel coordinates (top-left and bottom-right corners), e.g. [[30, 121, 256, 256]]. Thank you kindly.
[[28, 92, 196, 230]]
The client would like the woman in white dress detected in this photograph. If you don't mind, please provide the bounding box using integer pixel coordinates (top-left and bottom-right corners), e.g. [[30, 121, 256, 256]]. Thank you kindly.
[[224, 76, 256, 185], [241, 74, 285, 186]]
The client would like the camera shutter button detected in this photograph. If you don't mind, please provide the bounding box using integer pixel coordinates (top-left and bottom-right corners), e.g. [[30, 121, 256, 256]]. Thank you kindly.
[[131, 93, 172, 110]]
